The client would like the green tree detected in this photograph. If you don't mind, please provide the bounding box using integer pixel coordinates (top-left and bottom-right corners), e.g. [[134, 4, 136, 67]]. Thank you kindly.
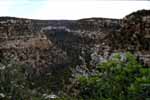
[[78, 52, 150, 100]]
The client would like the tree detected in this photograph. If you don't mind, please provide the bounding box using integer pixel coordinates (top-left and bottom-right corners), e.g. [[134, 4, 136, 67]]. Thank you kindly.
[[78, 52, 150, 100]]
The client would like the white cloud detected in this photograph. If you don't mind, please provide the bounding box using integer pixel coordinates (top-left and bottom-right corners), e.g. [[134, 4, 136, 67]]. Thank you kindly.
[[0, 0, 149, 19], [0, 1, 14, 16], [33, 1, 150, 20]]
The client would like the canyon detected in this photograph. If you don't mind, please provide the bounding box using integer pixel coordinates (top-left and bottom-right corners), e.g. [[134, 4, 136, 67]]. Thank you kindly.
[[0, 9, 149, 95]]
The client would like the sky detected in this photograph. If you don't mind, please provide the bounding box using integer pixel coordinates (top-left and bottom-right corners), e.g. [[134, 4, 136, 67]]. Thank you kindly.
[[0, 0, 150, 20]]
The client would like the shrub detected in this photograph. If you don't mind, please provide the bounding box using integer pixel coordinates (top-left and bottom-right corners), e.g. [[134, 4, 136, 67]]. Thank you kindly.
[[0, 57, 70, 100], [0, 58, 29, 99], [0, 58, 45, 99], [78, 52, 150, 100]]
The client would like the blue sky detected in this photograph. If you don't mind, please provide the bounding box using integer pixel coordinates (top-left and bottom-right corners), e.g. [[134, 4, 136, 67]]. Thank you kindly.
[[0, 0, 150, 20]]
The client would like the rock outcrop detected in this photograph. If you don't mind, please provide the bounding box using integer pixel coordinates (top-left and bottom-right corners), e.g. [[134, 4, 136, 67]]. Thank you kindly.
[[0, 9, 149, 94]]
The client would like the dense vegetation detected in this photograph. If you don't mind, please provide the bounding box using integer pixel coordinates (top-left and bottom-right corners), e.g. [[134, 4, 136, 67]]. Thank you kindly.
[[0, 52, 149, 100], [0, 57, 58, 100], [78, 52, 150, 100], [0, 58, 39, 99]]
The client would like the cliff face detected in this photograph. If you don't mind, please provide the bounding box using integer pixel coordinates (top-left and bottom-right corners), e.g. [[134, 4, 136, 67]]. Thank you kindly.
[[118, 10, 150, 66], [0, 17, 121, 72], [0, 10, 149, 93]]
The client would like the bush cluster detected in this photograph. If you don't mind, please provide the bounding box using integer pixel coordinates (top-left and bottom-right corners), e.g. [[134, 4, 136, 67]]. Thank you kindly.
[[78, 52, 150, 100]]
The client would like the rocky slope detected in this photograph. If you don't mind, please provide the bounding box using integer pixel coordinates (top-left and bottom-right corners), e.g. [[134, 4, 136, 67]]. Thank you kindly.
[[0, 9, 149, 94]]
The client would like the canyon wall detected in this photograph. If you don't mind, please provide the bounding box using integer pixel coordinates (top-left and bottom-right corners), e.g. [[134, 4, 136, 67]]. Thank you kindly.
[[0, 10, 149, 94]]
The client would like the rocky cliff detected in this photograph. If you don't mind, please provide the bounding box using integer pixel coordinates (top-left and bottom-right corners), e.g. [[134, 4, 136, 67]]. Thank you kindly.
[[0, 9, 149, 94]]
